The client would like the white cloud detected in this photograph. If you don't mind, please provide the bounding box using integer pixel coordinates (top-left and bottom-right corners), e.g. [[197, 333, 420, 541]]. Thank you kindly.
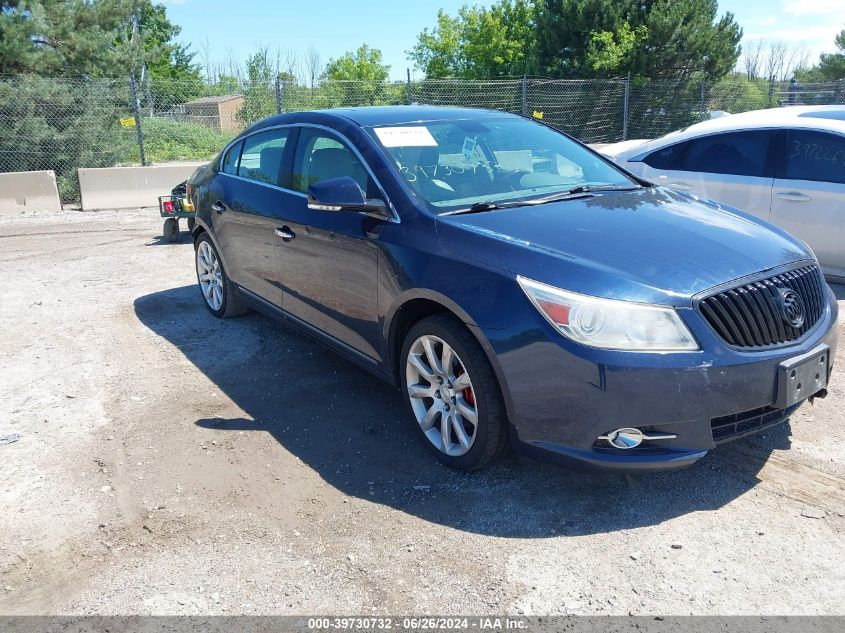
[[749, 25, 842, 43], [781, 0, 845, 18]]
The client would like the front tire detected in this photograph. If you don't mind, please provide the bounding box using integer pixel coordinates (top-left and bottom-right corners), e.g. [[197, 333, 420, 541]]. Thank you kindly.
[[194, 234, 248, 318], [400, 314, 508, 471]]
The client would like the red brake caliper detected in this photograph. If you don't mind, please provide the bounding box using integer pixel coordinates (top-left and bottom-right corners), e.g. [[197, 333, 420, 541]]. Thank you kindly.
[[456, 367, 475, 407]]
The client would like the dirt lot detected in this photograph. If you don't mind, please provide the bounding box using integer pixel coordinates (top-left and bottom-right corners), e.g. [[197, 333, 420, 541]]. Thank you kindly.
[[0, 208, 844, 616]]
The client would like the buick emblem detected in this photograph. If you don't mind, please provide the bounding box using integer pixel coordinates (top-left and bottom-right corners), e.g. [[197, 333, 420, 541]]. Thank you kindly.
[[777, 288, 805, 328]]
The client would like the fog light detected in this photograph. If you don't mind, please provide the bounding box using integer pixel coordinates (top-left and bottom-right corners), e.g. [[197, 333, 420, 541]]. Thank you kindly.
[[597, 428, 677, 449]]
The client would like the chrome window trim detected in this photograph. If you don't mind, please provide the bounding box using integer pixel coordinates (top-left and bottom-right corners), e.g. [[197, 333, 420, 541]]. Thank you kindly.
[[218, 122, 400, 223]]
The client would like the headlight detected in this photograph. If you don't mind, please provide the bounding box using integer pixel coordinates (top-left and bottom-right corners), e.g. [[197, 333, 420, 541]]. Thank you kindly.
[[517, 276, 699, 351]]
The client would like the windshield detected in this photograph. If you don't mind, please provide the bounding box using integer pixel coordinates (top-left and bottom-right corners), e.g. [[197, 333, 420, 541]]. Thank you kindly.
[[367, 118, 638, 212]]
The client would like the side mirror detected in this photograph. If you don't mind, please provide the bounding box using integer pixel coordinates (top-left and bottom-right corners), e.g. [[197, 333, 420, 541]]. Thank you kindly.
[[306, 176, 388, 216]]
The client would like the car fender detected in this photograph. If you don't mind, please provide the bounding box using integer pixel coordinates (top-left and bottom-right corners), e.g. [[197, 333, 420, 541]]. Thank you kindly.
[[383, 287, 522, 427]]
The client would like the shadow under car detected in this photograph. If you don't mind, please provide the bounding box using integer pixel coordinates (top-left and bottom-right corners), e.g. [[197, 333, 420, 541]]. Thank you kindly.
[[133, 284, 792, 538]]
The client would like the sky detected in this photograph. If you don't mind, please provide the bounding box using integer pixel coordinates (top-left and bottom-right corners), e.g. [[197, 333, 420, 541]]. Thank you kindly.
[[160, 0, 845, 81]]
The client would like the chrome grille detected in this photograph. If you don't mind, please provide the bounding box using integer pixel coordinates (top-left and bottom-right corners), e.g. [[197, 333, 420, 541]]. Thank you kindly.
[[698, 265, 826, 349]]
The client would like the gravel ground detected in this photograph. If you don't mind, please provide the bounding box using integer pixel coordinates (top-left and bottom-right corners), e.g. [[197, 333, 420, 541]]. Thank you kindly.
[[0, 208, 843, 616]]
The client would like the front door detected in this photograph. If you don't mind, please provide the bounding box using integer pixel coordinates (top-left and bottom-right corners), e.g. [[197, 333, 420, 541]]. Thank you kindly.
[[275, 127, 385, 362], [667, 130, 775, 221]]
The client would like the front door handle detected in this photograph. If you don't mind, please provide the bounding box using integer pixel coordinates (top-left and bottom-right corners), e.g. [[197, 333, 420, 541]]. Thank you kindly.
[[275, 226, 295, 241], [211, 201, 228, 214], [776, 191, 811, 202]]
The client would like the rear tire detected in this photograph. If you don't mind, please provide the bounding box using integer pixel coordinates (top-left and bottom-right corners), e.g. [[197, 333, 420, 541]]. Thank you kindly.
[[194, 233, 248, 318], [163, 218, 179, 242], [400, 314, 508, 471]]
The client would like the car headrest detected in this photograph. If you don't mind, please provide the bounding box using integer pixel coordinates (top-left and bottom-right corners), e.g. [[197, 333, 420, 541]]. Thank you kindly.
[[259, 146, 284, 181], [309, 147, 357, 183]]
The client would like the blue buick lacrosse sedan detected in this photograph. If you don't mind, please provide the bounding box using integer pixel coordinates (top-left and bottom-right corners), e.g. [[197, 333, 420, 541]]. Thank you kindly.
[[186, 106, 838, 471]]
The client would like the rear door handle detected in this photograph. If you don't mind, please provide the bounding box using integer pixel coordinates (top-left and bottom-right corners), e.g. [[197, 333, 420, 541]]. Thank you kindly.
[[211, 201, 228, 214], [776, 191, 811, 202], [275, 226, 295, 241]]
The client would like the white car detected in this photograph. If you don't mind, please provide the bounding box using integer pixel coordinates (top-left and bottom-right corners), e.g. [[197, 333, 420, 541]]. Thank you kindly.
[[600, 106, 845, 280]]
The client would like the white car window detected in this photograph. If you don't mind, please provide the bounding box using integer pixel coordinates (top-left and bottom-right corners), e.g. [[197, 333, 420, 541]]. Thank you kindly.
[[682, 131, 773, 177], [642, 142, 687, 170], [784, 130, 845, 184]]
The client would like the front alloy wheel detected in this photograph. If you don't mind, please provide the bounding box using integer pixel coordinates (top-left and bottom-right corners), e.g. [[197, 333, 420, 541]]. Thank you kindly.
[[400, 315, 508, 470], [406, 335, 479, 456]]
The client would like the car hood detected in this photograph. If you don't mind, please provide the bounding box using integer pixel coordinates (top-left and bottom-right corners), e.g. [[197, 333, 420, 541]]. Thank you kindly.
[[435, 187, 812, 306]]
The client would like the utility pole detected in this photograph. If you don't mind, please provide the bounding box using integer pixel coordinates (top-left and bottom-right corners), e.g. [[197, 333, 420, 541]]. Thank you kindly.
[[130, 8, 146, 165]]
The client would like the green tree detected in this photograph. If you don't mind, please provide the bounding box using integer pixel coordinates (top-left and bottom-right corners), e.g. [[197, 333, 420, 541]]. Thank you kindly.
[[585, 22, 649, 74], [797, 26, 845, 82], [408, 0, 537, 78], [0, 0, 202, 202], [0, 75, 131, 199], [324, 44, 390, 81], [237, 48, 277, 125], [536, 0, 742, 81], [818, 28, 845, 80], [321, 45, 399, 106], [0, 1, 195, 79], [206, 74, 242, 96], [708, 74, 769, 113], [408, 10, 464, 78], [137, 1, 198, 81], [0, 0, 132, 76]]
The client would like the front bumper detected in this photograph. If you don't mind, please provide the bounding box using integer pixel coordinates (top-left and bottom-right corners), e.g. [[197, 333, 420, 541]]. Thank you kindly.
[[484, 286, 839, 472]]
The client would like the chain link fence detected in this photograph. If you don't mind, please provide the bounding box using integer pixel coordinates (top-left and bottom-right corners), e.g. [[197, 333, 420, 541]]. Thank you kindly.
[[2, 74, 844, 202]]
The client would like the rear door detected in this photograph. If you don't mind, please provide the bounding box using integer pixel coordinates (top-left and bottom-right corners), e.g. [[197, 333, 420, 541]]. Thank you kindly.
[[666, 130, 776, 220], [771, 128, 845, 277], [208, 128, 293, 305]]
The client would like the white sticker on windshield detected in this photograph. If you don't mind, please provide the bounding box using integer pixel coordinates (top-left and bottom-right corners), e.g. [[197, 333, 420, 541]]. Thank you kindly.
[[374, 126, 438, 148]]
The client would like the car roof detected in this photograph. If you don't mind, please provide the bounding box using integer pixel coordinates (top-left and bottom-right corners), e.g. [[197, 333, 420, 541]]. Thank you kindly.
[[255, 105, 518, 130], [679, 105, 845, 135], [608, 105, 845, 159]]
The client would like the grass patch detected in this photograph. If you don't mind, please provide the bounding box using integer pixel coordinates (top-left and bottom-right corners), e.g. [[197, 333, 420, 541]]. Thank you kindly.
[[128, 117, 236, 163]]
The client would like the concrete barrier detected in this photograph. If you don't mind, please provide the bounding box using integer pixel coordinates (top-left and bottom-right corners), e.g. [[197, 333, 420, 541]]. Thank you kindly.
[[0, 170, 62, 214], [78, 163, 206, 211]]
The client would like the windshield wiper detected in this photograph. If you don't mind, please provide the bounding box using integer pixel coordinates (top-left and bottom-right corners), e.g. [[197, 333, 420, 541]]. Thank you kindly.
[[441, 183, 643, 216], [567, 183, 643, 194], [442, 199, 532, 216]]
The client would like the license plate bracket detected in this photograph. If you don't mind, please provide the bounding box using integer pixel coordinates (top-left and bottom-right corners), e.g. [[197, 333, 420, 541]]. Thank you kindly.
[[775, 344, 830, 409]]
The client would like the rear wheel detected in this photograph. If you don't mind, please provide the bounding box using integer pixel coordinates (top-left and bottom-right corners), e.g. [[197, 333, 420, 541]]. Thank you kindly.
[[400, 314, 508, 471], [163, 218, 179, 242], [194, 234, 248, 318]]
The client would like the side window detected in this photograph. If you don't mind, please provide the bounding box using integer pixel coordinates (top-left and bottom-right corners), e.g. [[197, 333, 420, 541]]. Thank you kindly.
[[238, 129, 289, 185], [292, 129, 378, 198], [221, 140, 242, 175], [642, 141, 687, 170], [784, 130, 845, 184], [681, 131, 772, 177]]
